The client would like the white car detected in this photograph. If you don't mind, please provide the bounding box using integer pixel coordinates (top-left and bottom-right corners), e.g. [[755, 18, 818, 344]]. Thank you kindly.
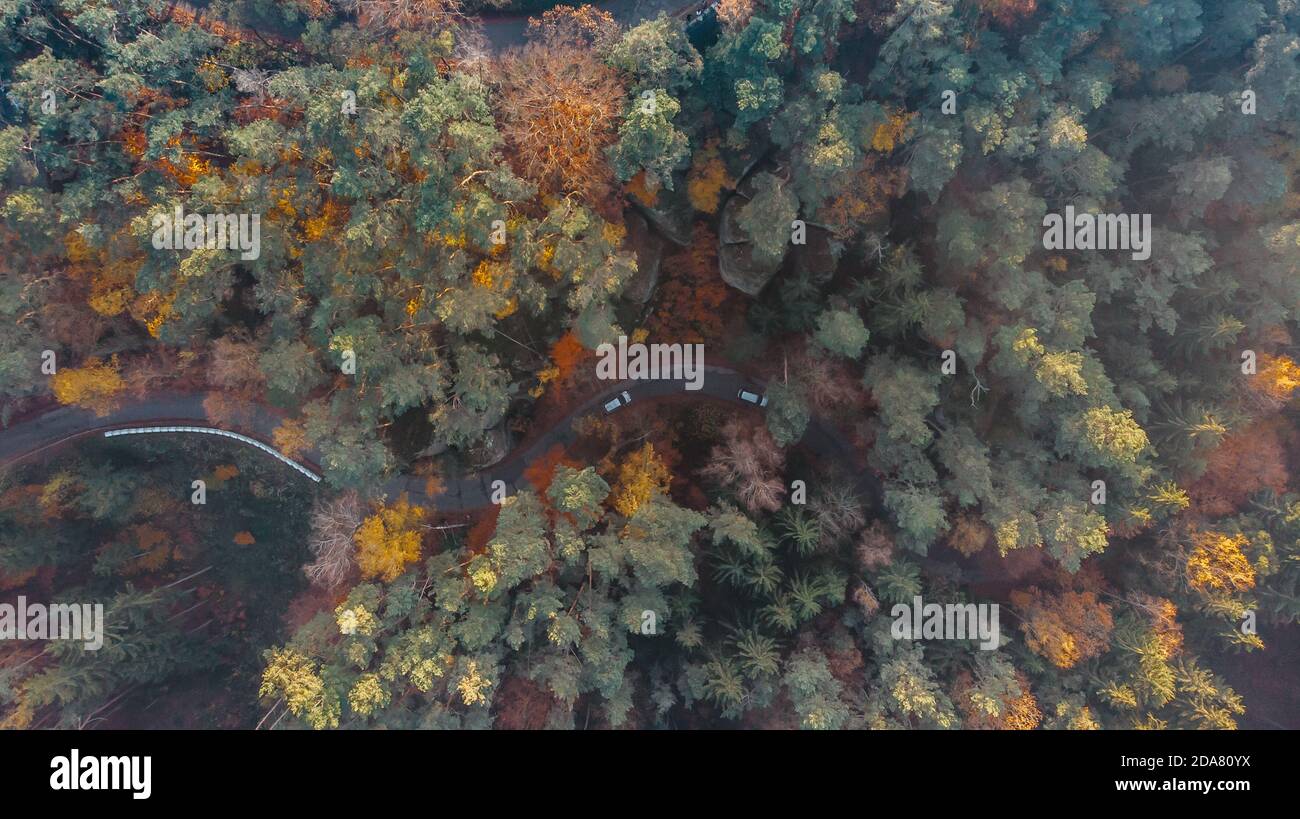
[[603, 390, 633, 413], [737, 388, 768, 407]]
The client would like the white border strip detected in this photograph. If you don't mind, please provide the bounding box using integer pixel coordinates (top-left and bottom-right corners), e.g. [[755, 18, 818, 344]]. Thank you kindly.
[[104, 426, 322, 482]]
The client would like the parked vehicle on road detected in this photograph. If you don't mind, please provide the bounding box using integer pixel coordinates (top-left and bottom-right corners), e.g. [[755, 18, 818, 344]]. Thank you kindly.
[[737, 388, 768, 408], [603, 390, 633, 413]]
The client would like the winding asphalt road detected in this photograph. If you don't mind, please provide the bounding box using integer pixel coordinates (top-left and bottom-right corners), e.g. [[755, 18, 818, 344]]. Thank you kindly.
[[0, 367, 879, 512], [393, 365, 761, 508]]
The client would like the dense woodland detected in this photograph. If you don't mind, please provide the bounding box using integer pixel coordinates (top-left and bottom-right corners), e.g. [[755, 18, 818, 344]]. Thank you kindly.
[[1, 0, 1299, 729]]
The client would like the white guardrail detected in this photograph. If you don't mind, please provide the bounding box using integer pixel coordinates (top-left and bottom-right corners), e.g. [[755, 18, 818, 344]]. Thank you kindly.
[[104, 426, 322, 482]]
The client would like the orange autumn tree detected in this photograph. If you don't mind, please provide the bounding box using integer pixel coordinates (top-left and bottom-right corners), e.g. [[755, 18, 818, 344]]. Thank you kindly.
[[156, 133, 216, 189], [534, 331, 594, 400], [1252, 353, 1300, 402], [119, 523, 172, 574], [816, 155, 906, 242], [610, 443, 670, 517], [354, 494, 427, 582], [497, 7, 624, 203], [999, 679, 1043, 730], [686, 140, 734, 214], [1010, 585, 1115, 669], [648, 224, 731, 345], [715, 0, 755, 33], [51, 356, 125, 416], [549, 331, 591, 384], [526, 3, 620, 49], [947, 512, 993, 558], [209, 464, 240, 487], [625, 171, 659, 207], [273, 418, 311, 460]]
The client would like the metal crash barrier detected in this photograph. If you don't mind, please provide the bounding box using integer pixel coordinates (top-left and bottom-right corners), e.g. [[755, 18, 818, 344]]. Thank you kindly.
[[104, 426, 321, 483]]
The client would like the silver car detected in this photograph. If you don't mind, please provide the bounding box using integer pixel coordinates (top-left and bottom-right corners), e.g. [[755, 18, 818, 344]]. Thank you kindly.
[[603, 390, 633, 413], [737, 388, 768, 407]]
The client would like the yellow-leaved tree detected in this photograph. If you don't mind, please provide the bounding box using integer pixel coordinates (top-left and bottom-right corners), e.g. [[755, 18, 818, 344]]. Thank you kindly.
[[259, 647, 340, 730], [1185, 530, 1256, 595], [870, 108, 915, 153], [1253, 353, 1300, 402], [50, 356, 125, 417], [686, 140, 733, 214], [610, 443, 670, 517], [272, 418, 310, 460], [354, 494, 426, 582]]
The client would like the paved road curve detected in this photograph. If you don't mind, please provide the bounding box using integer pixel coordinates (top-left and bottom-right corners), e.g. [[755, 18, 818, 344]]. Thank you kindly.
[[0, 366, 879, 513], [2, 376, 1015, 588]]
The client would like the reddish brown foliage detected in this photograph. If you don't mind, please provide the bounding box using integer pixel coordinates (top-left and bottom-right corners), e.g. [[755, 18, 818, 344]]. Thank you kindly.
[[947, 512, 993, 558], [647, 225, 733, 346], [856, 521, 895, 570], [699, 419, 787, 514], [980, 0, 1037, 27], [549, 331, 594, 391], [1010, 570, 1115, 670], [233, 97, 292, 126], [203, 391, 258, 430], [787, 343, 868, 418], [208, 333, 266, 396], [1189, 418, 1291, 517], [493, 676, 559, 730], [464, 505, 501, 555], [821, 625, 865, 688], [523, 443, 580, 495]]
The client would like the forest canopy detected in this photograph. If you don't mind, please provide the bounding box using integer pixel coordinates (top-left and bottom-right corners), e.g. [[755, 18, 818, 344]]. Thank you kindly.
[[1, 0, 1299, 730]]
